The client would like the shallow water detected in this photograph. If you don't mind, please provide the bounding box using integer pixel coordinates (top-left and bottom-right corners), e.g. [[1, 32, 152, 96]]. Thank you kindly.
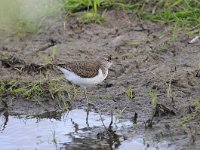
[[117, 138, 176, 150], [0, 109, 131, 150], [0, 109, 175, 150]]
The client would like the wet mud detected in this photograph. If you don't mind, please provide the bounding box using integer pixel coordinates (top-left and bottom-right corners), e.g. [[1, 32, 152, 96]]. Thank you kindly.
[[0, 10, 200, 149]]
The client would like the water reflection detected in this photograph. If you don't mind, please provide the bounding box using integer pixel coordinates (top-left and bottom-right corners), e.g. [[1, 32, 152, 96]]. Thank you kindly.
[[0, 108, 8, 131], [31, 111, 63, 120], [0, 108, 131, 150], [62, 137, 111, 150]]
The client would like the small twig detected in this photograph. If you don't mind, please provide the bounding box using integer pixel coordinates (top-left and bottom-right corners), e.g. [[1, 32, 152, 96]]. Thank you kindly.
[[99, 109, 113, 137], [1, 100, 8, 108], [145, 108, 156, 128], [0, 108, 9, 131], [108, 109, 113, 131], [99, 110, 108, 130], [35, 39, 58, 52], [188, 35, 199, 44], [71, 118, 79, 132], [151, 72, 175, 102], [132, 112, 138, 124]]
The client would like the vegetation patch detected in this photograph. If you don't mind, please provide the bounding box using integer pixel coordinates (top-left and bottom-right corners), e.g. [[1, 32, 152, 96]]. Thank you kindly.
[[0, 54, 54, 74], [63, 0, 114, 12], [64, 0, 200, 29], [0, 78, 69, 100], [135, 0, 200, 33], [0, 0, 198, 36], [81, 11, 105, 24], [178, 100, 200, 126]]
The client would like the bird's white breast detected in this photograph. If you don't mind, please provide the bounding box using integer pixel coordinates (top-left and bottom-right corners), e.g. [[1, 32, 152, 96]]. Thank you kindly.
[[58, 67, 108, 87]]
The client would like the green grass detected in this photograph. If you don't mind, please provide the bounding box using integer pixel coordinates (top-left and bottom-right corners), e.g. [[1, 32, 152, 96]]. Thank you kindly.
[[2, 78, 71, 110], [142, 8, 200, 26], [1, 0, 198, 36], [126, 87, 135, 99], [64, 0, 112, 24], [127, 41, 143, 47], [63, 0, 139, 24], [148, 88, 158, 108], [0, 78, 69, 100], [34, 46, 58, 65], [0, 76, 75, 111], [63, 0, 114, 12], [136, 0, 200, 32], [81, 11, 105, 24], [178, 99, 200, 126], [115, 107, 127, 123], [63, 0, 140, 12], [63, 0, 199, 32], [152, 72, 174, 101]]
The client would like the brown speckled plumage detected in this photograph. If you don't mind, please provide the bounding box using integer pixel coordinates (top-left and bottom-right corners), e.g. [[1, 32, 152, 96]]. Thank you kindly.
[[58, 60, 106, 78]]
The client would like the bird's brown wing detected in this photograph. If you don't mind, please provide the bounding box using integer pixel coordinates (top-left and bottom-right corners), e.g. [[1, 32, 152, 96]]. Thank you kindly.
[[58, 61, 100, 78]]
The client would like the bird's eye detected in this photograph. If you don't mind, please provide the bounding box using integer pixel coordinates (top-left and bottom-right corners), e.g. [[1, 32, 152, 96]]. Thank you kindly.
[[103, 55, 112, 62], [107, 55, 112, 61]]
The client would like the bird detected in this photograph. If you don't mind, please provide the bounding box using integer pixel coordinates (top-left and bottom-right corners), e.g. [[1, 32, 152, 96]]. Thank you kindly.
[[56, 56, 112, 105]]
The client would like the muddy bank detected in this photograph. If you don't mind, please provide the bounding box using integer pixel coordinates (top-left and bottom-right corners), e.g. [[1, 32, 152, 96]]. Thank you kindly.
[[0, 10, 200, 149]]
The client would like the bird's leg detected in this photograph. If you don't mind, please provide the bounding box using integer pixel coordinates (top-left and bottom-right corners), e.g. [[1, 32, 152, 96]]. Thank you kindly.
[[72, 84, 76, 100], [83, 87, 89, 104], [83, 87, 95, 108], [86, 107, 90, 128], [69, 84, 76, 101]]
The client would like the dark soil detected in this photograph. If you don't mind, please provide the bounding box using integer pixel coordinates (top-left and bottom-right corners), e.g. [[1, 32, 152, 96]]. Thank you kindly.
[[0, 10, 200, 149]]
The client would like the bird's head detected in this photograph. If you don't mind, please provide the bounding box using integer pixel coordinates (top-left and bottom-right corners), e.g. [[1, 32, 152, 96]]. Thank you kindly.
[[101, 55, 112, 68]]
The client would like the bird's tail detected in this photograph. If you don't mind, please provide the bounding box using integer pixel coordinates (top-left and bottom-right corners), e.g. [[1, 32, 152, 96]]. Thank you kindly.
[[55, 64, 65, 72]]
